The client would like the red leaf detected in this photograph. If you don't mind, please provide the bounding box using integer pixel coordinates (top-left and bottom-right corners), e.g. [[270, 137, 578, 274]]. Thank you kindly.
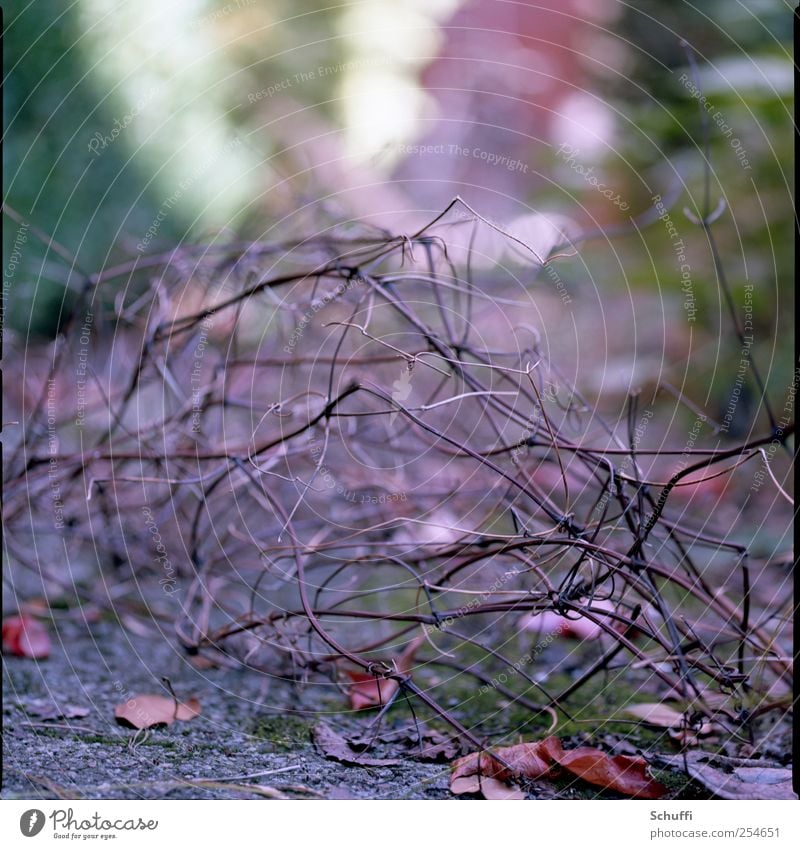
[[344, 636, 423, 711], [345, 671, 400, 711], [450, 736, 667, 799], [452, 740, 552, 784], [2, 614, 51, 659], [546, 738, 667, 799], [114, 694, 201, 729]]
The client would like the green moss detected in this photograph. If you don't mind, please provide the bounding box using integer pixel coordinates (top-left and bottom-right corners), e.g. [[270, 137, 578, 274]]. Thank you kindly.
[[72, 733, 126, 745], [248, 715, 312, 751]]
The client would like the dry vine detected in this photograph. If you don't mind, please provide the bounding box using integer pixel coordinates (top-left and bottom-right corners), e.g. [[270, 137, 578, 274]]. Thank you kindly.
[[3, 188, 794, 770]]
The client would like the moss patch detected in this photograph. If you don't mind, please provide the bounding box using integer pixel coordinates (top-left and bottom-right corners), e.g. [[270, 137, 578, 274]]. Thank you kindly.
[[247, 715, 312, 752]]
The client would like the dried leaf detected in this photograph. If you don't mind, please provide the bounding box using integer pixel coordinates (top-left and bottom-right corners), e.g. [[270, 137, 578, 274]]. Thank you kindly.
[[659, 752, 796, 800], [414, 730, 462, 762], [450, 736, 667, 799], [625, 703, 686, 728], [452, 739, 551, 784], [313, 722, 402, 766], [668, 728, 703, 747], [548, 739, 667, 799], [2, 614, 51, 659], [187, 654, 218, 670], [479, 778, 526, 800], [114, 694, 201, 729], [344, 636, 422, 710], [450, 775, 482, 795], [451, 774, 526, 799], [345, 671, 401, 711], [22, 699, 90, 721], [350, 724, 461, 762]]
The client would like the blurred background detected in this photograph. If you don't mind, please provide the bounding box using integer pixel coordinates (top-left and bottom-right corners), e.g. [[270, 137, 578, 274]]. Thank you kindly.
[[3, 0, 794, 426]]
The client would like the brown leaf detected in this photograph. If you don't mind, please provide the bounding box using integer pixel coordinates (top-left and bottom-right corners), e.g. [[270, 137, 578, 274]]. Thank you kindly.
[[451, 775, 482, 795], [2, 614, 51, 659], [659, 752, 796, 800], [351, 724, 461, 762], [450, 775, 526, 799], [344, 636, 422, 711], [187, 654, 218, 670], [313, 722, 403, 766], [345, 671, 401, 711], [547, 738, 667, 799], [452, 739, 553, 784], [450, 736, 667, 799], [479, 778, 526, 800], [626, 703, 714, 741], [114, 694, 201, 729], [625, 703, 686, 728]]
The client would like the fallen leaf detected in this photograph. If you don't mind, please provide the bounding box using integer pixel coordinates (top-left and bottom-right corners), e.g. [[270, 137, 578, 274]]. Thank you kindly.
[[625, 703, 686, 728], [413, 730, 462, 762], [520, 599, 616, 641], [547, 738, 667, 799], [450, 775, 482, 795], [668, 728, 703, 747], [450, 774, 526, 799], [350, 723, 462, 762], [480, 778, 526, 800], [114, 694, 201, 729], [187, 654, 218, 670], [313, 722, 402, 766], [2, 614, 51, 659], [625, 703, 714, 742], [658, 752, 796, 800], [22, 699, 89, 721], [345, 670, 401, 711], [344, 636, 423, 710], [452, 739, 552, 784], [450, 736, 667, 799]]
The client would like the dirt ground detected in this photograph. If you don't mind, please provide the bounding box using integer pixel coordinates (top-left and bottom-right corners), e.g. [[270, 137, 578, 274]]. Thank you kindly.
[[2, 620, 454, 800], [4, 617, 792, 801]]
